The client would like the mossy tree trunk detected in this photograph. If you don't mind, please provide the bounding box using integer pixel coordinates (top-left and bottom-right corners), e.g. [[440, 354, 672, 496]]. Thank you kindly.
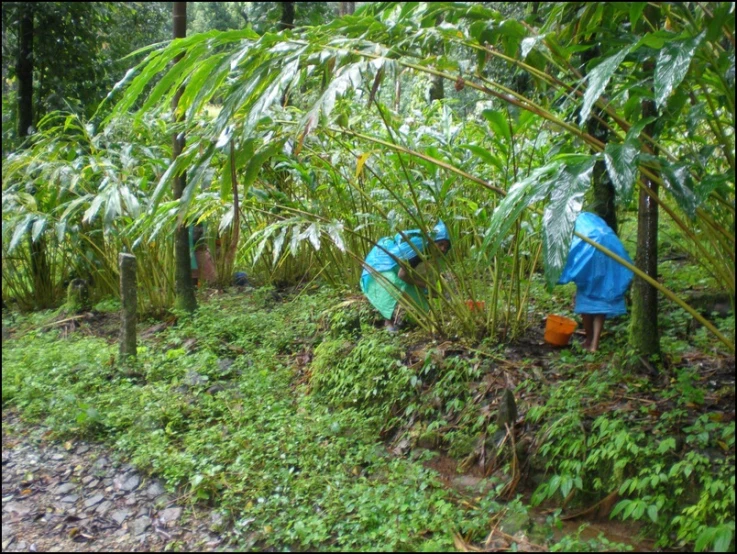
[[629, 8, 661, 360], [172, 2, 197, 313]]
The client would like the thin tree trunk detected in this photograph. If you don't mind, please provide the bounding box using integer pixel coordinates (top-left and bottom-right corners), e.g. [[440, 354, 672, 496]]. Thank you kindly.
[[629, 62, 660, 360], [17, 3, 33, 139], [17, 4, 51, 308], [278, 2, 295, 30], [428, 15, 444, 103], [339, 2, 355, 16], [172, 2, 197, 313]]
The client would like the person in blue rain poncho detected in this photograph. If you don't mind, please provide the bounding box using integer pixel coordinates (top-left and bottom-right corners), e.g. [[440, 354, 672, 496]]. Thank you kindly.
[[361, 221, 451, 332], [558, 212, 634, 352]]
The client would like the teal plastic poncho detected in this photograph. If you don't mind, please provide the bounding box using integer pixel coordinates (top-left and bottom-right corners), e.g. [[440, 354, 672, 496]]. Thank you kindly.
[[558, 212, 634, 316], [360, 221, 449, 320]]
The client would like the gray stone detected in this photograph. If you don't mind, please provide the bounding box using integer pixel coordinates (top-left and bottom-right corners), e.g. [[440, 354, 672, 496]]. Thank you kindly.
[[76, 445, 90, 455], [125, 496, 137, 506], [209, 511, 225, 532], [158, 507, 181, 525], [130, 516, 152, 536], [92, 457, 109, 470], [60, 495, 79, 504], [146, 481, 165, 498], [185, 370, 208, 386], [217, 358, 235, 373], [121, 473, 140, 492], [96, 500, 113, 515], [154, 494, 172, 509], [2, 524, 14, 539], [499, 510, 530, 536], [496, 388, 518, 427], [111, 510, 130, 525], [84, 493, 104, 509], [55, 483, 77, 495], [86, 479, 99, 489], [81, 475, 94, 485], [50, 453, 65, 461]]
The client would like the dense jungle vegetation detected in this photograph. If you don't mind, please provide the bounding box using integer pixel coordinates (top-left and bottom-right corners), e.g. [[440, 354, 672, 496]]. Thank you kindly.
[[2, 2, 735, 551]]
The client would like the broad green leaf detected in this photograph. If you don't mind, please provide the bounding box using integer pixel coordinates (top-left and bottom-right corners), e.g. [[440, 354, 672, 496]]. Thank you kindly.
[[659, 160, 699, 220], [31, 217, 47, 243], [272, 227, 288, 266], [55, 221, 66, 243], [135, 42, 208, 123], [695, 528, 716, 552], [482, 163, 560, 260], [655, 32, 705, 109], [83, 194, 106, 224], [713, 525, 734, 552], [629, 3, 647, 28], [304, 223, 321, 251], [9, 215, 33, 251], [244, 141, 284, 191], [327, 223, 346, 252], [463, 144, 504, 172], [635, 30, 679, 50], [647, 505, 658, 523], [218, 208, 235, 235], [482, 110, 512, 142], [610, 499, 630, 519], [580, 46, 632, 125], [543, 158, 595, 289], [560, 476, 573, 498], [604, 141, 639, 201]]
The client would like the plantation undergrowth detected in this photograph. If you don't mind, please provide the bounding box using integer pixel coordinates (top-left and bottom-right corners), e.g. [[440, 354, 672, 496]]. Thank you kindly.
[[2, 280, 734, 552]]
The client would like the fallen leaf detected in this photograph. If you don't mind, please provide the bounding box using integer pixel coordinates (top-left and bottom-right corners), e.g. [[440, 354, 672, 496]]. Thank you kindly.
[[63, 441, 74, 451]]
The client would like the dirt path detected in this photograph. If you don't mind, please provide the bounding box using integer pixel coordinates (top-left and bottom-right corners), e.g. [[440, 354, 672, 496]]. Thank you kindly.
[[2, 411, 226, 552]]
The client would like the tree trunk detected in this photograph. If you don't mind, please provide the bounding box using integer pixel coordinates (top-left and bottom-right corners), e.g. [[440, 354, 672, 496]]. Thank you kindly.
[[629, 63, 660, 360], [428, 15, 444, 103], [172, 2, 197, 313], [17, 3, 33, 139], [278, 2, 295, 30], [339, 2, 355, 16]]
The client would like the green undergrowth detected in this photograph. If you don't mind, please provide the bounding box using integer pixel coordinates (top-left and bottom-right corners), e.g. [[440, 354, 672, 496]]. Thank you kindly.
[[2, 283, 734, 552]]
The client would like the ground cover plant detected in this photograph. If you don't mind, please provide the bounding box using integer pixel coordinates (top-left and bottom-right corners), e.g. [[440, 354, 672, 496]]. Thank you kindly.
[[2, 269, 734, 551], [2, 1, 734, 552]]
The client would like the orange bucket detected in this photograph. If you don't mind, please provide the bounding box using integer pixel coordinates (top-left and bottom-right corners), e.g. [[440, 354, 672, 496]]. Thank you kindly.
[[544, 315, 577, 346]]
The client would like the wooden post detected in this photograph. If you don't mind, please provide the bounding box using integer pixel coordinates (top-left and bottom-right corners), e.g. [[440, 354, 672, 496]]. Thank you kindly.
[[119, 253, 137, 361]]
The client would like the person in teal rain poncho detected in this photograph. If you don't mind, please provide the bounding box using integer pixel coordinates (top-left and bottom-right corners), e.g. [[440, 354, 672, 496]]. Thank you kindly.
[[360, 221, 451, 332], [558, 212, 634, 352]]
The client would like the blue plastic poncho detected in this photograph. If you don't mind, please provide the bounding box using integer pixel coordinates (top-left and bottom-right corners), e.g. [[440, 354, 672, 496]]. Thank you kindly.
[[361, 221, 449, 284], [359, 221, 449, 319], [558, 212, 634, 316]]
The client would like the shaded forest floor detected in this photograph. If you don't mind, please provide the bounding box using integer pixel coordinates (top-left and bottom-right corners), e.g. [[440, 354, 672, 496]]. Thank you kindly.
[[2, 281, 734, 551]]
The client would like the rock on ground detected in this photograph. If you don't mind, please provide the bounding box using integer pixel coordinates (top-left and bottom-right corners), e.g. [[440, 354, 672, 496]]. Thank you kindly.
[[2, 410, 229, 552]]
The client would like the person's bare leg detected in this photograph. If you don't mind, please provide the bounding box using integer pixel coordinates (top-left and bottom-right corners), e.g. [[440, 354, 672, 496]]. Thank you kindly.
[[581, 314, 593, 349], [589, 314, 605, 351]]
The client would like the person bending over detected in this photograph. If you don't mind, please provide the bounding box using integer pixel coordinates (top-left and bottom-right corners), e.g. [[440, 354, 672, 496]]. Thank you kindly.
[[360, 221, 451, 332]]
